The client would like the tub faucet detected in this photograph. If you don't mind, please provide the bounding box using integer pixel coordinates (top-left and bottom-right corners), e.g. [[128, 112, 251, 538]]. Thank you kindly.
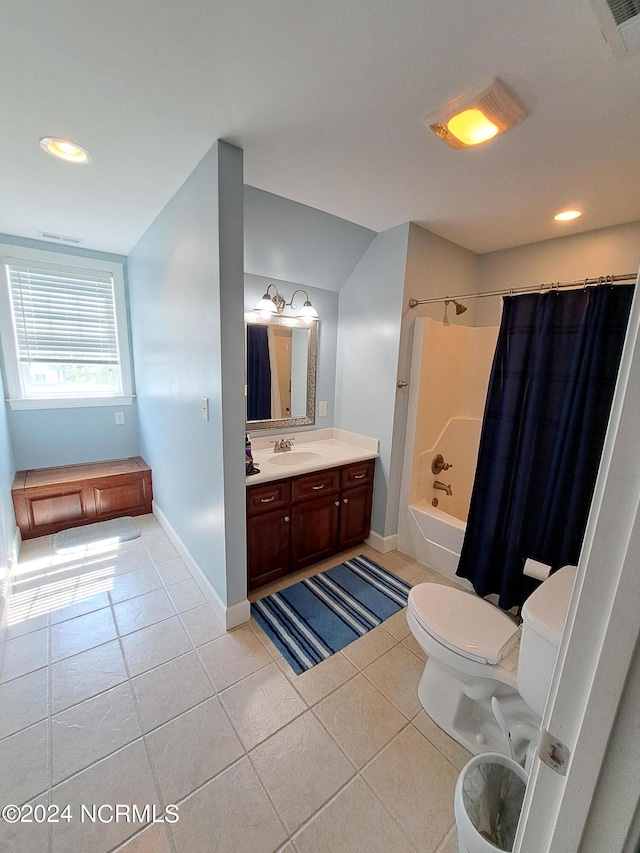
[[433, 480, 453, 496], [271, 437, 295, 453]]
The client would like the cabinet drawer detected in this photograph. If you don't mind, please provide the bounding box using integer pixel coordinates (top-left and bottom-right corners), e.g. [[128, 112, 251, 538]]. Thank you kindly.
[[247, 480, 291, 516], [291, 468, 339, 502], [340, 459, 374, 489]]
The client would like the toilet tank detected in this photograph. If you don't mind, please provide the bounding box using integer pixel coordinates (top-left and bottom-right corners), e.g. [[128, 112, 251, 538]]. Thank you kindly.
[[517, 565, 577, 716]]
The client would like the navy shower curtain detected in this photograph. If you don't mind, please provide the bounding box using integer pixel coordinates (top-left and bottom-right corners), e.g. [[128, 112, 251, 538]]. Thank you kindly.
[[246, 324, 272, 421], [457, 284, 634, 609]]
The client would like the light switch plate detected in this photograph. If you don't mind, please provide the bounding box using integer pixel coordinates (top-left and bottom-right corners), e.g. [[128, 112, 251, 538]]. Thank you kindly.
[[318, 401, 327, 417], [114, 412, 125, 425]]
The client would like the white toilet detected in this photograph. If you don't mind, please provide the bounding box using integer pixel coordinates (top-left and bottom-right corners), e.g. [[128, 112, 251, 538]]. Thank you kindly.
[[406, 565, 576, 763]]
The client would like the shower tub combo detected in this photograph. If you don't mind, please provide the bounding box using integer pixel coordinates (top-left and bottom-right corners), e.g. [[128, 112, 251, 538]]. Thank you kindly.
[[398, 317, 498, 583]]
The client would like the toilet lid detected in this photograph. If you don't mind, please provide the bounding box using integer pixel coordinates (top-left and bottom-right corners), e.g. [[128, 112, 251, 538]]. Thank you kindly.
[[408, 584, 520, 664]]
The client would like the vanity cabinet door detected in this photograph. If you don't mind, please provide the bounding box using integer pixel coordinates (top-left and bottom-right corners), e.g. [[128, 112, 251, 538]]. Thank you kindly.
[[247, 508, 291, 591], [337, 482, 373, 551], [291, 493, 339, 572]]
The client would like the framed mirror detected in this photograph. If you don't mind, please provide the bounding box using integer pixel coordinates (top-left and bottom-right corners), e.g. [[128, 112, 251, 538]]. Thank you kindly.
[[245, 312, 318, 430]]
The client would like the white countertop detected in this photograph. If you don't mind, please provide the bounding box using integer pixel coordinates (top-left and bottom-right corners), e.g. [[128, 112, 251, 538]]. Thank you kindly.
[[246, 428, 379, 485]]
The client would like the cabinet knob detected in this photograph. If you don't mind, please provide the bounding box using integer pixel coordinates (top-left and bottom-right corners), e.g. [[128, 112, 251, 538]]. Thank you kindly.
[[335, 501, 340, 507], [343, 498, 349, 504], [283, 516, 290, 523]]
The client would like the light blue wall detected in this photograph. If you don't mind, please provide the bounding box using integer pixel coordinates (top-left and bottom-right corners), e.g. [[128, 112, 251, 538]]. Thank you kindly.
[[0, 234, 140, 469], [8, 407, 139, 470], [244, 187, 376, 292], [335, 224, 410, 537], [128, 141, 246, 607], [245, 274, 338, 431]]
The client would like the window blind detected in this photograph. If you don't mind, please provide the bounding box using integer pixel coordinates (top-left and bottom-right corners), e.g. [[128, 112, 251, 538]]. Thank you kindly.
[[7, 264, 119, 364]]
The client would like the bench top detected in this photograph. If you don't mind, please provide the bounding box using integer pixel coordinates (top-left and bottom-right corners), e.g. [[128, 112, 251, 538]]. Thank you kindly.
[[12, 457, 150, 490]]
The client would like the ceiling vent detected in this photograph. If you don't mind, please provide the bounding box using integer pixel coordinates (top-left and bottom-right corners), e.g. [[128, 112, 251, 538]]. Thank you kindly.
[[38, 231, 84, 245], [590, 0, 640, 56]]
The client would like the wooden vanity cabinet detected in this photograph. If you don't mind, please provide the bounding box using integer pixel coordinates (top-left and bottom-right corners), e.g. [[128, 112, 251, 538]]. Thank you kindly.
[[246, 480, 291, 589], [246, 459, 375, 591], [290, 468, 340, 571], [337, 459, 374, 550]]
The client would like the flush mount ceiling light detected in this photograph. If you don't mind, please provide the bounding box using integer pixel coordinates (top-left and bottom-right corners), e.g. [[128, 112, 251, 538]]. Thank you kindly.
[[40, 137, 91, 164], [554, 209, 582, 222], [254, 284, 319, 321], [423, 78, 527, 149]]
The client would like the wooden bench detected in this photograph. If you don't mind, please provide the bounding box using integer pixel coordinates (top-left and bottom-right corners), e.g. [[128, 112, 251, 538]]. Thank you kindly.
[[12, 457, 153, 540]]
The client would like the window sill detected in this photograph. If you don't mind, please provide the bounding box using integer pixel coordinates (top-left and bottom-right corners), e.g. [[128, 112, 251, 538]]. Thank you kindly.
[[7, 396, 135, 411]]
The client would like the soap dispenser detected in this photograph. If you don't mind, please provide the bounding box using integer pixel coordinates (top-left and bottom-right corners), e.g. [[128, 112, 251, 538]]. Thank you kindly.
[[245, 433, 259, 476]]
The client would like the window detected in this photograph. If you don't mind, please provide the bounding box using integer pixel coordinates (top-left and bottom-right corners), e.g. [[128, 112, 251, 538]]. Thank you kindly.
[[0, 246, 133, 409]]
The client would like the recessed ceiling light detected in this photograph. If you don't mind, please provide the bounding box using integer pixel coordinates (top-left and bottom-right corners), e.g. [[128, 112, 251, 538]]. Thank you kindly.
[[423, 78, 527, 149], [40, 137, 91, 164], [554, 209, 582, 222]]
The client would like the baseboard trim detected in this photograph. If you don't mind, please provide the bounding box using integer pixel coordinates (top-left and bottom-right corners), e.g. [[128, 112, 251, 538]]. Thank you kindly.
[[0, 525, 21, 674], [152, 502, 250, 631], [365, 530, 398, 554]]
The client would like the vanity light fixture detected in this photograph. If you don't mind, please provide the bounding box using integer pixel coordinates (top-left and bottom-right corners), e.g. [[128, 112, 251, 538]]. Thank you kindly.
[[554, 209, 582, 222], [40, 137, 92, 164], [254, 284, 319, 320], [422, 78, 527, 149]]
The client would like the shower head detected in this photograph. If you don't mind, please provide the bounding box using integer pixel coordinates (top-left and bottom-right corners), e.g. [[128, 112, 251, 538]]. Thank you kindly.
[[444, 299, 467, 317]]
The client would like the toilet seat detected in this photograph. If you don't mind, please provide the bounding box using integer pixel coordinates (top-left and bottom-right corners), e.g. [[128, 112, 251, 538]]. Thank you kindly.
[[408, 584, 520, 665]]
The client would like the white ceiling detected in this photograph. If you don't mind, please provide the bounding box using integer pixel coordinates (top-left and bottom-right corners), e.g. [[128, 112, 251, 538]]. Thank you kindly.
[[1, 0, 640, 257]]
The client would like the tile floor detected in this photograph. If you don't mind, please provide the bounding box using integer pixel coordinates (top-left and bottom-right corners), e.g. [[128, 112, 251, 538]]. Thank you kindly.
[[0, 514, 470, 853]]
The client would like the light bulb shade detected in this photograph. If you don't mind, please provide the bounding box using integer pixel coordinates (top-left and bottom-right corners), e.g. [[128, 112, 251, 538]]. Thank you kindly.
[[446, 109, 499, 146], [297, 300, 318, 320], [40, 137, 91, 163], [254, 293, 277, 315], [423, 78, 527, 149], [554, 209, 582, 222]]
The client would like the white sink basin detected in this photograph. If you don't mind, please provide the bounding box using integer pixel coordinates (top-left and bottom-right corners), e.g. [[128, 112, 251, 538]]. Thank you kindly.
[[267, 451, 324, 466]]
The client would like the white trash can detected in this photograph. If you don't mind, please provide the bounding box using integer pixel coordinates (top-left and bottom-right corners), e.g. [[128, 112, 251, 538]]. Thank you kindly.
[[454, 752, 528, 853]]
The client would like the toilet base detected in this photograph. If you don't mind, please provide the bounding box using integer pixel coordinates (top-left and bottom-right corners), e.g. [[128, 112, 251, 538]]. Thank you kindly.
[[417, 656, 539, 763]]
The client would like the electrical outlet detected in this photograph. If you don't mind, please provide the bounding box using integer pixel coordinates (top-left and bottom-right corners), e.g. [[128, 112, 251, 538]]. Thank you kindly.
[[201, 397, 209, 421], [114, 412, 125, 425], [318, 401, 327, 417]]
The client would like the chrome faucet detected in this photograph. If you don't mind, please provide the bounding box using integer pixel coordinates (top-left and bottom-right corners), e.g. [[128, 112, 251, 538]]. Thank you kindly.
[[433, 480, 453, 496], [271, 437, 295, 453]]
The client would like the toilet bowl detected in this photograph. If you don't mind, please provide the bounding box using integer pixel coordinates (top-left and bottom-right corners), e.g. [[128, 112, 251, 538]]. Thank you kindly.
[[407, 566, 576, 762]]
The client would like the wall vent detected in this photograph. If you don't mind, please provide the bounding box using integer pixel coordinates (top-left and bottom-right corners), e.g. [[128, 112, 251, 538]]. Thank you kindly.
[[38, 231, 84, 245], [590, 0, 640, 56]]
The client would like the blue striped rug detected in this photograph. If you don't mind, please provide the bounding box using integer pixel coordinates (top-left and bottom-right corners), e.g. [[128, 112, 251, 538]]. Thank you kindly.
[[251, 555, 412, 675]]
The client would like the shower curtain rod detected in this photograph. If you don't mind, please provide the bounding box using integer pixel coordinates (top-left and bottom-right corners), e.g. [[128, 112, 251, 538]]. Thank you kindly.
[[407, 272, 637, 309]]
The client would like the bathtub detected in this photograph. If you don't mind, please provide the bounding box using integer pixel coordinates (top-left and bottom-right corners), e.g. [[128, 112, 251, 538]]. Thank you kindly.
[[402, 500, 469, 584]]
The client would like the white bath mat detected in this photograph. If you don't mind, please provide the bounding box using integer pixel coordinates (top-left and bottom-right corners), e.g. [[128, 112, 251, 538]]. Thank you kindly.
[[53, 516, 141, 553]]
